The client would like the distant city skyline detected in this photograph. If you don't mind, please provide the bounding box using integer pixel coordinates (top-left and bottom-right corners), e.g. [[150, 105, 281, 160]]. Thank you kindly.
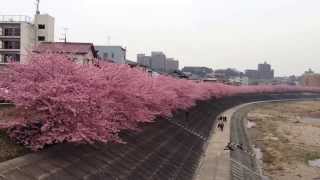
[[2, 0, 320, 76]]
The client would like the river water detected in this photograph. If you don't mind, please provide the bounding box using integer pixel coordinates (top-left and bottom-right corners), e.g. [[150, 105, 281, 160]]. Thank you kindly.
[[309, 159, 320, 168]]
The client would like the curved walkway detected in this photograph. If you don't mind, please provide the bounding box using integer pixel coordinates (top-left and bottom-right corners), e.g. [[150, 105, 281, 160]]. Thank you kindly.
[[195, 98, 320, 180]]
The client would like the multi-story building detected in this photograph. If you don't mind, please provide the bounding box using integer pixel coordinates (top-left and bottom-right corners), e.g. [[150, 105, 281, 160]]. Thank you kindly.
[[33, 42, 98, 64], [245, 62, 274, 80], [302, 74, 320, 87], [258, 62, 274, 79], [182, 66, 213, 78], [165, 58, 179, 73], [34, 14, 54, 44], [151, 52, 166, 72], [0, 13, 54, 64], [137, 52, 179, 73], [245, 69, 259, 79], [95, 46, 126, 64], [137, 54, 151, 67], [301, 70, 320, 87]]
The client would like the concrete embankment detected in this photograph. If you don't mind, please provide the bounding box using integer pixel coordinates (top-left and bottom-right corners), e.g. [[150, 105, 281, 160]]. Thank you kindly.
[[0, 93, 319, 180]]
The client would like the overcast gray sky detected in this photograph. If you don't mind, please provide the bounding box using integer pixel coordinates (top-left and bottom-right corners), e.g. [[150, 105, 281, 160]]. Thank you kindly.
[[2, 0, 320, 76]]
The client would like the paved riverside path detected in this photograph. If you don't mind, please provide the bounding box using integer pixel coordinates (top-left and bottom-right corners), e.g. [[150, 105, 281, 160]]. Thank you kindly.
[[195, 105, 241, 180], [195, 98, 318, 180]]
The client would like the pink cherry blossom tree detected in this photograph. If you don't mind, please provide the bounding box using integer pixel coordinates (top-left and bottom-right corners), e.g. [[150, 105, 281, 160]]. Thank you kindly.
[[0, 53, 319, 150]]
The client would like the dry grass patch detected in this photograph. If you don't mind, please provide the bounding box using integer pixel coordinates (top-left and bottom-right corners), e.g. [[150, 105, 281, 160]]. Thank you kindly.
[[0, 105, 29, 163], [247, 101, 320, 180]]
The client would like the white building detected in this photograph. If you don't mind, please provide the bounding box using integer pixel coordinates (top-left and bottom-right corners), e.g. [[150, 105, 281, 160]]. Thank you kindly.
[[229, 76, 249, 85], [0, 14, 54, 64], [34, 14, 54, 44], [95, 46, 126, 64]]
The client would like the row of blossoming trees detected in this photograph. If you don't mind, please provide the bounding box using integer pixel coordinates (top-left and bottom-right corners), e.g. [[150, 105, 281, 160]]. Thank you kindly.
[[0, 54, 319, 150]]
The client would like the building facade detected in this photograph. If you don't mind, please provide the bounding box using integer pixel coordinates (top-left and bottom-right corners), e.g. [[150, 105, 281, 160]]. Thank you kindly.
[[34, 14, 55, 44], [258, 62, 274, 79], [33, 42, 98, 64], [95, 46, 126, 64], [182, 66, 213, 78], [245, 62, 274, 80], [150, 52, 166, 72], [137, 52, 179, 72], [0, 14, 54, 64], [245, 69, 259, 79], [165, 58, 179, 73], [302, 71, 320, 87], [137, 54, 151, 67]]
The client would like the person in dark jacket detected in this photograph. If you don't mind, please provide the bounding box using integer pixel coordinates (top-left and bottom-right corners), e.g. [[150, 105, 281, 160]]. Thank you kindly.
[[223, 116, 227, 122], [217, 122, 224, 131]]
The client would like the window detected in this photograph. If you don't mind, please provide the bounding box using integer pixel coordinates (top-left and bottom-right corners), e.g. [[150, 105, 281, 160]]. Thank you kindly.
[[4, 28, 20, 36], [3, 54, 20, 63], [103, 53, 108, 58], [111, 52, 115, 58], [38, 36, 45, 41], [3, 41, 20, 49], [14, 28, 20, 36], [38, 24, 45, 29]]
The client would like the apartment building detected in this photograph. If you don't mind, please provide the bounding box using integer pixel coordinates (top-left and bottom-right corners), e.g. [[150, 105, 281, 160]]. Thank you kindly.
[[137, 54, 151, 67], [301, 69, 320, 87], [0, 14, 54, 64], [245, 62, 274, 80], [151, 52, 166, 72], [165, 58, 179, 73], [137, 52, 179, 72]]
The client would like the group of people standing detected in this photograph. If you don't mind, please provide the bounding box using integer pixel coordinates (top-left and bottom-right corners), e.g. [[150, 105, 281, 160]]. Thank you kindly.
[[224, 142, 255, 157], [217, 115, 227, 132], [224, 142, 243, 151]]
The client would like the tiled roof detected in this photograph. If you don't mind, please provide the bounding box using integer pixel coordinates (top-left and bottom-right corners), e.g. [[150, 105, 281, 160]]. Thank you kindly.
[[33, 42, 98, 57]]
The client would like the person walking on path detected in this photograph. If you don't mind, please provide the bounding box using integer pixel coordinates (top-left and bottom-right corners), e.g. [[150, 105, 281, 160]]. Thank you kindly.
[[217, 122, 224, 132], [223, 116, 227, 122]]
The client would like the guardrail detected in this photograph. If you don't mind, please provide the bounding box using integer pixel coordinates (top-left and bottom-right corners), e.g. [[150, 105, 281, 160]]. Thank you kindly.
[[0, 15, 32, 23]]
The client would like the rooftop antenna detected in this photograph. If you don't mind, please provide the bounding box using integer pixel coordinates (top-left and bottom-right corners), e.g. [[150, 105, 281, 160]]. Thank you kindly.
[[36, 0, 40, 15], [59, 27, 68, 43], [34, 0, 40, 46]]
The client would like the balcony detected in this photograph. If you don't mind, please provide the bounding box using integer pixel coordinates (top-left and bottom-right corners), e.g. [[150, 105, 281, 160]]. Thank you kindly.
[[0, 35, 20, 39], [0, 46, 20, 53], [0, 53, 20, 64], [0, 27, 21, 39]]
